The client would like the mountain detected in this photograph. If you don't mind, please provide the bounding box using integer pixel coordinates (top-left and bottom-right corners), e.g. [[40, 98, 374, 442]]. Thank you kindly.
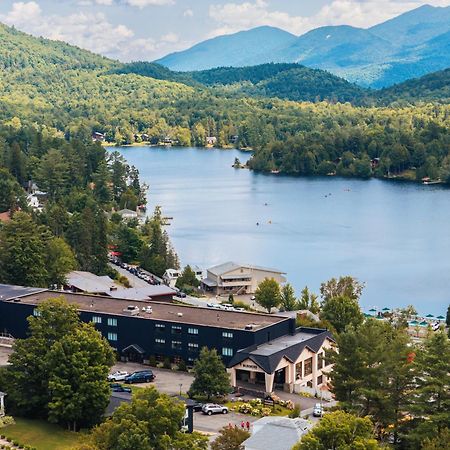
[[110, 62, 370, 104], [155, 5, 450, 88], [155, 26, 296, 72], [378, 68, 450, 104]]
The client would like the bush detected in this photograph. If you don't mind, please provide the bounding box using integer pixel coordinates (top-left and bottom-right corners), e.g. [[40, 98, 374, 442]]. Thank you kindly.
[[178, 360, 187, 372], [289, 404, 301, 418], [163, 357, 171, 369], [0, 416, 16, 428], [233, 300, 250, 311]]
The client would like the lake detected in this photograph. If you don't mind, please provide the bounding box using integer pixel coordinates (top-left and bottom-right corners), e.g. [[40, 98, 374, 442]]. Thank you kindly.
[[113, 146, 450, 316]]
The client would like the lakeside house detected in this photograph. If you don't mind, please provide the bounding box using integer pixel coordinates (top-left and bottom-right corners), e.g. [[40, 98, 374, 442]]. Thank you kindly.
[[201, 262, 286, 295], [163, 268, 181, 288], [206, 136, 217, 146], [92, 131, 105, 142]]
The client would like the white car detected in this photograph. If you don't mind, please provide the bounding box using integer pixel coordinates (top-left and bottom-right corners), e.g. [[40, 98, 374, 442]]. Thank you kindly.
[[202, 403, 229, 415], [108, 371, 129, 382], [312, 403, 323, 417]]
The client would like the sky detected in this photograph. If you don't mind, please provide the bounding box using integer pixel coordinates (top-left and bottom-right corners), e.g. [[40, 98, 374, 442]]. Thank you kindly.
[[0, 0, 448, 61]]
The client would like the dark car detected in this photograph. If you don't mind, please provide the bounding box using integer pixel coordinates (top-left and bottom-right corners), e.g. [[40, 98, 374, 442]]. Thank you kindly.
[[110, 383, 132, 393], [124, 370, 155, 384]]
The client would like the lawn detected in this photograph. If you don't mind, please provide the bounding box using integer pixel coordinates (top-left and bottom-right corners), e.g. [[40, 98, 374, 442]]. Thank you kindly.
[[3, 418, 86, 450], [225, 400, 293, 417]]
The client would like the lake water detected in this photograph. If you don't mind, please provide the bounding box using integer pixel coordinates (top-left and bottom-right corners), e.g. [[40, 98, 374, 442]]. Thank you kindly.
[[113, 146, 450, 316]]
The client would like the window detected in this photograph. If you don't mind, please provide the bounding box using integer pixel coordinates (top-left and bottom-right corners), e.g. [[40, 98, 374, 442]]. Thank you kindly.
[[295, 361, 303, 380], [172, 325, 182, 334], [92, 316, 102, 324], [317, 375, 323, 385], [172, 341, 182, 350], [318, 352, 325, 370], [107, 332, 117, 341], [188, 327, 198, 335], [188, 343, 199, 351], [222, 347, 233, 357], [304, 357, 313, 376], [155, 323, 165, 330], [222, 331, 233, 339], [107, 318, 117, 327], [155, 338, 165, 345], [33, 308, 41, 317]]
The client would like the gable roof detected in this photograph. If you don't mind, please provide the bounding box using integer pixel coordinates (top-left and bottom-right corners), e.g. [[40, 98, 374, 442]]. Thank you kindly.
[[243, 417, 311, 450], [208, 261, 285, 277], [228, 327, 334, 373]]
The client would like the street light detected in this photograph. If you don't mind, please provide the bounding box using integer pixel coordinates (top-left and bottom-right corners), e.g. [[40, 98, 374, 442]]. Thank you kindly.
[[179, 383, 183, 396]]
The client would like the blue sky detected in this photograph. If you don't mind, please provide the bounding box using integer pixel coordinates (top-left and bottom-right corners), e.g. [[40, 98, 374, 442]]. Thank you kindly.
[[0, 0, 447, 61]]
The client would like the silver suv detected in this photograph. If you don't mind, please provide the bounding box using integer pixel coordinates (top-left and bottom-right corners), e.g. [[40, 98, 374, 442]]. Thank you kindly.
[[201, 403, 229, 415]]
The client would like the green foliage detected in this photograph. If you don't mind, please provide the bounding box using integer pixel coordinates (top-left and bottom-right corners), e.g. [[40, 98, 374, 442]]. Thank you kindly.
[[0, 212, 75, 288], [189, 347, 231, 400], [211, 425, 250, 450], [297, 286, 320, 314], [176, 265, 200, 291], [4, 297, 114, 429], [279, 283, 298, 311], [255, 278, 281, 313], [318, 277, 364, 333], [0, 168, 26, 213], [292, 411, 381, 450], [89, 387, 208, 450]]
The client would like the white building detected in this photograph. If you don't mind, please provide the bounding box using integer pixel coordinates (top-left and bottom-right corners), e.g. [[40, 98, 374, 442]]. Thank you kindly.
[[243, 417, 311, 450], [228, 327, 334, 397], [201, 262, 286, 295]]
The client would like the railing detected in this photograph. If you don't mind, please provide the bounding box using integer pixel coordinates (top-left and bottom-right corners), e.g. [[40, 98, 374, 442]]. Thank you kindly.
[[0, 332, 14, 347]]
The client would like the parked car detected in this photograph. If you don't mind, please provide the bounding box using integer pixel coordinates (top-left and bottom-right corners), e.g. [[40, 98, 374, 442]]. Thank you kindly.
[[110, 383, 132, 393], [313, 403, 323, 417], [107, 370, 129, 382], [202, 404, 228, 415], [124, 370, 155, 384], [192, 401, 203, 412]]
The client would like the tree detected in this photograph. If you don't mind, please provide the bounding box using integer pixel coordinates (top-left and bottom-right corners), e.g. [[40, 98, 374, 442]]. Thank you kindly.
[[420, 428, 450, 450], [319, 295, 363, 334], [34, 149, 70, 200], [176, 265, 200, 290], [189, 347, 231, 400], [292, 411, 381, 450], [89, 387, 208, 450], [0, 212, 50, 287], [0, 168, 26, 213], [115, 223, 143, 263], [46, 237, 77, 287], [211, 426, 250, 450], [320, 276, 364, 302], [47, 322, 115, 430], [298, 286, 320, 314], [407, 330, 450, 447], [254, 278, 281, 313], [279, 283, 297, 311]]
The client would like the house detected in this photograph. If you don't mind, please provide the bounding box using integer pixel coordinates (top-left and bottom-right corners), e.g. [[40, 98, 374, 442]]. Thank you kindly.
[[65, 271, 117, 295], [228, 327, 334, 396], [243, 417, 311, 450], [108, 286, 177, 303], [163, 268, 182, 288], [201, 262, 286, 295], [116, 209, 139, 221], [92, 132, 105, 142], [192, 266, 203, 282], [206, 136, 217, 146]]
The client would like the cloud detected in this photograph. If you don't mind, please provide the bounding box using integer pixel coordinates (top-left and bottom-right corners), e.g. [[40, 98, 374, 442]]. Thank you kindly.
[[183, 8, 194, 17], [0, 1, 182, 61], [208, 0, 450, 37], [125, 0, 174, 7]]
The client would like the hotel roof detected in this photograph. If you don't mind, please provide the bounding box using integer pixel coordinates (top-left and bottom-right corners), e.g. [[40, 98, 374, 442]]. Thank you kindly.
[[208, 261, 286, 276], [0, 287, 286, 331]]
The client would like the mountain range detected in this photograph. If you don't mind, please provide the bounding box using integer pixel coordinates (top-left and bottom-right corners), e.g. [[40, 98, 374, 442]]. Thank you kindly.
[[156, 5, 450, 88]]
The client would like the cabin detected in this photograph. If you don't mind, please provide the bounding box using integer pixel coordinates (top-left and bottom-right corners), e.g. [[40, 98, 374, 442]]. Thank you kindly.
[[92, 132, 105, 142]]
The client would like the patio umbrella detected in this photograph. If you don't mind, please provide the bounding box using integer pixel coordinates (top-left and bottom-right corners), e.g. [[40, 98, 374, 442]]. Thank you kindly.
[[436, 315, 445, 320], [369, 308, 377, 313], [425, 314, 434, 318], [382, 307, 390, 311], [419, 321, 428, 326], [409, 320, 419, 326]]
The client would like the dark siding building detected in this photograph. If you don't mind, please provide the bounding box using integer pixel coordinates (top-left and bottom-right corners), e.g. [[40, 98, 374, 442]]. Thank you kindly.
[[0, 285, 295, 366]]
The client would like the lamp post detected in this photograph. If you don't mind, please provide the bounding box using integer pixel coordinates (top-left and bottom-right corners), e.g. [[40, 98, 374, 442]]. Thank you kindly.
[[179, 383, 183, 396]]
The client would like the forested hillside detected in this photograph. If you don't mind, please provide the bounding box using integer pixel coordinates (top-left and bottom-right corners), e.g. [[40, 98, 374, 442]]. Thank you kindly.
[[0, 22, 449, 186]]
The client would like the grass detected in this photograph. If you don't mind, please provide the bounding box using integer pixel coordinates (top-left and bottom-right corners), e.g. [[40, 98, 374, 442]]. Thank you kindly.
[[3, 418, 86, 450]]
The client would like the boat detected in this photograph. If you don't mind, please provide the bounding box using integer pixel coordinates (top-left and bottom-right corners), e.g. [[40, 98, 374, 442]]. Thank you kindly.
[[270, 170, 280, 174]]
